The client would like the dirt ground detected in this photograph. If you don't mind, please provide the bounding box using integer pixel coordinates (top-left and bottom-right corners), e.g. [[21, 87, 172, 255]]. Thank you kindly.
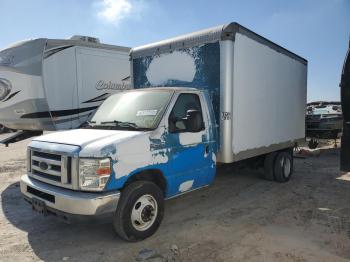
[[0, 135, 350, 262]]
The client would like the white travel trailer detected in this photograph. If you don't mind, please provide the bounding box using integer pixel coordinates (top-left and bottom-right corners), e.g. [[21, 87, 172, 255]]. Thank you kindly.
[[0, 36, 130, 143]]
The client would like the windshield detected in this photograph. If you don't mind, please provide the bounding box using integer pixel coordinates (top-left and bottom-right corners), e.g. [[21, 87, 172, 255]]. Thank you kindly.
[[90, 90, 173, 130], [313, 109, 329, 115]]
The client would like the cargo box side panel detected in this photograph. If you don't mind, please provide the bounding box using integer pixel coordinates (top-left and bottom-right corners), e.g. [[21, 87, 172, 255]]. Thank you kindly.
[[132, 42, 221, 126], [232, 33, 307, 159]]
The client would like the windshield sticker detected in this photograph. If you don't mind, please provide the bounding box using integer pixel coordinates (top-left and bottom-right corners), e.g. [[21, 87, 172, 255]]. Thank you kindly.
[[136, 110, 158, 116]]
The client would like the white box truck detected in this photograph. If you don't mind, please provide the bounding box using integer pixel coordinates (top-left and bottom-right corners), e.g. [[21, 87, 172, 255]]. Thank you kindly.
[[0, 36, 130, 144], [20, 23, 307, 241]]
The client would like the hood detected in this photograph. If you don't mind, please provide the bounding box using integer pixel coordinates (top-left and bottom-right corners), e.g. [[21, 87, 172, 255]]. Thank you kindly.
[[34, 129, 144, 148]]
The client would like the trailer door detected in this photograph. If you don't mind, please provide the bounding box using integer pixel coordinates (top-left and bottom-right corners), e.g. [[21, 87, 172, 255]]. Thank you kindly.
[[75, 47, 130, 126]]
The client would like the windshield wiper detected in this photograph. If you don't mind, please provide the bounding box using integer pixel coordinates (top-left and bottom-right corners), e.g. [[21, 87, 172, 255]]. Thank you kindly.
[[100, 120, 138, 128], [99, 120, 153, 130], [89, 120, 152, 131]]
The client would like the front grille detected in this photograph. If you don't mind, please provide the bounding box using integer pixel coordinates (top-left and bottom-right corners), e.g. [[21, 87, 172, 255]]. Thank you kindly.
[[306, 115, 321, 121], [32, 169, 61, 182], [29, 149, 74, 189], [307, 122, 320, 128], [32, 151, 61, 161]]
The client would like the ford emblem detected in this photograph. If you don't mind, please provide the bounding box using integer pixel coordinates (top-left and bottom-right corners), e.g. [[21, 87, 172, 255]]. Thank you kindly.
[[39, 162, 49, 171]]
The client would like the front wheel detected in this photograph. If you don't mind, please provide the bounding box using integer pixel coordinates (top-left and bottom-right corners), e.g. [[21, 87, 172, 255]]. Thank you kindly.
[[113, 181, 164, 242]]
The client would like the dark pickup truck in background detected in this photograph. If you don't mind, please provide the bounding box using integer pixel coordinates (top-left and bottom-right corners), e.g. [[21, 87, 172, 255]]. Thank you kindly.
[[306, 101, 343, 139]]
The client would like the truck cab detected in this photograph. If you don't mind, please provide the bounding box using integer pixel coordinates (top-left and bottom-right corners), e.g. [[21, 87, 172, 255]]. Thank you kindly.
[[20, 87, 217, 241]]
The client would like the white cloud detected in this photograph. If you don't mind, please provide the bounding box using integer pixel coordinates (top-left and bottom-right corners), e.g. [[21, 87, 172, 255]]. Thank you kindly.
[[97, 0, 132, 24]]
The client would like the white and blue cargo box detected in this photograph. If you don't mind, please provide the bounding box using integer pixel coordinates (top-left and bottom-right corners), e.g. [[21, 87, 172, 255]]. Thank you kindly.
[[130, 22, 308, 163]]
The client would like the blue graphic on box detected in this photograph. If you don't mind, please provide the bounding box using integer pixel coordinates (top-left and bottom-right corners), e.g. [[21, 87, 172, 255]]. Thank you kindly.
[[133, 42, 220, 127]]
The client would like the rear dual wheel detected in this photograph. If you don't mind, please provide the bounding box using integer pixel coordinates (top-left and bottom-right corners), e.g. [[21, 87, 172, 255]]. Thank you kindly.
[[274, 152, 293, 182], [263, 150, 293, 182]]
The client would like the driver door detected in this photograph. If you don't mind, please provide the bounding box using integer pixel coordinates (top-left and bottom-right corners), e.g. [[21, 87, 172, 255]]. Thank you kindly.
[[166, 93, 214, 196]]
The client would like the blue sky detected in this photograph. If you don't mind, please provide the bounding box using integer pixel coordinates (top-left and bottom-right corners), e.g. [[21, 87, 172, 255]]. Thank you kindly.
[[0, 0, 349, 102]]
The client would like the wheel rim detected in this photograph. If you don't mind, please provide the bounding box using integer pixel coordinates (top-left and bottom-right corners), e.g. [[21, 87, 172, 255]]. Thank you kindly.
[[281, 157, 291, 178], [131, 194, 158, 231]]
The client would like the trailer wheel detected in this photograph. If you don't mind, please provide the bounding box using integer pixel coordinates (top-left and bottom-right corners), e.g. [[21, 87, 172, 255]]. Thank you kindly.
[[113, 181, 164, 242], [263, 152, 278, 181], [274, 151, 293, 182]]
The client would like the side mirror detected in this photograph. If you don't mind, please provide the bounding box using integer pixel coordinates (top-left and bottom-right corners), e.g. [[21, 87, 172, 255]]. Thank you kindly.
[[185, 109, 204, 132]]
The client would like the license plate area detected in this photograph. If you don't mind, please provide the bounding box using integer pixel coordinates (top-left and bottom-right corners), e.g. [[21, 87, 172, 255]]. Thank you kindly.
[[32, 197, 48, 215], [27, 186, 55, 203]]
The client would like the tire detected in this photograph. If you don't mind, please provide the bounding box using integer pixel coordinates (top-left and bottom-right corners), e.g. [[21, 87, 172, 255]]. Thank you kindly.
[[274, 151, 293, 183], [308, 138, 318, 149], [113, 181, 164, 242], [263, 152, 278, 181]]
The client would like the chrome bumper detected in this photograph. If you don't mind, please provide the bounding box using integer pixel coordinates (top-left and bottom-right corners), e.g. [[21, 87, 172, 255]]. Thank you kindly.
[[20, 175, 120, 216]]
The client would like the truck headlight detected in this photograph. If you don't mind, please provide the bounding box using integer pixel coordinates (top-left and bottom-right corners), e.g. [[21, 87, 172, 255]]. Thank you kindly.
[[0, 78, 11, 101], [79, 158, 111, 191]]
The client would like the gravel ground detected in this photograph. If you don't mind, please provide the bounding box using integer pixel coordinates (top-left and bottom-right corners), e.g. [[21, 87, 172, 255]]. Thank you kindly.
[[0, 135, 349, 262]]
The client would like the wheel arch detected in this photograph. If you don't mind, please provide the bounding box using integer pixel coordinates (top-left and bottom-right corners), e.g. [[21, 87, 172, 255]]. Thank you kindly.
[[123, 168, 168, 196]]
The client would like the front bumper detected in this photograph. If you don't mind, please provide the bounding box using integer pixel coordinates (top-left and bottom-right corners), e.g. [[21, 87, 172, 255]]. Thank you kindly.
[[20, 175, 120, 216]]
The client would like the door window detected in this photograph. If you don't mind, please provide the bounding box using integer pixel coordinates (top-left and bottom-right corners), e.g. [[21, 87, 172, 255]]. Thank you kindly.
[[169, 93, 204, 133]]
